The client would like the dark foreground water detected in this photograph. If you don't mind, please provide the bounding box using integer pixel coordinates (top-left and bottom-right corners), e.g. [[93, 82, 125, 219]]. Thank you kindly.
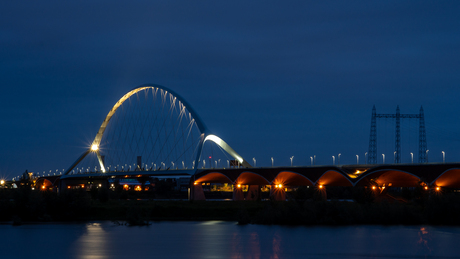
[[1, 221, 459, 259]]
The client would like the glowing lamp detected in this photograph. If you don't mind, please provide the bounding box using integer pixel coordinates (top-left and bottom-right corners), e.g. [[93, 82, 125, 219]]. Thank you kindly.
[[237, 184, 241, 188], [436, 187, 440, 191], [91, 144, 99, 151], [319, 185, 323, 189], [424, 186, 428, 190], [41, 185, 45, 189], [372, 186, 376, 190], [0, 180, 4, 185]]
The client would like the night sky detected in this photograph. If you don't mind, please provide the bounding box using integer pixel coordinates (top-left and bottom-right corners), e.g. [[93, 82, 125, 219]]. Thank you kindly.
[[1, 1, 460, 179]]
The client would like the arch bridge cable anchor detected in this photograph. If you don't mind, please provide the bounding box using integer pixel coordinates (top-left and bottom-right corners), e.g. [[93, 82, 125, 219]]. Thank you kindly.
[[63, 84, 251, 176]]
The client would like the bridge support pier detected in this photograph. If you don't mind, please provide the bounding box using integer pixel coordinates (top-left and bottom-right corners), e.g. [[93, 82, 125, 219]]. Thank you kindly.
[[317, 186, 327, 201], [191, 183, 206, 201], [270, 185, 286, 201], [245, 185, 260, 201], [233, 185, 244, 201]]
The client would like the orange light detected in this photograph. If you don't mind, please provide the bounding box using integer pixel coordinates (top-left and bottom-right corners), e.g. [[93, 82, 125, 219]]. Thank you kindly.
[[278, 184, 283, 188], [194, 182, 197, 185], [372, 186, 376, 190], [319, 184, 323, 189], [424, 186, 428, 190], [237, 184, 241, 188], [41, 185, 45, 189], [67, 186, 71, 189], [436, 187, 440, 191], [123, 184, 129, 190]]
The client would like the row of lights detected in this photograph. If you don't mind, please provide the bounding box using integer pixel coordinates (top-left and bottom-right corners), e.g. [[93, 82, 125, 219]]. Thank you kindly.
[[251, 150, 448, 167]]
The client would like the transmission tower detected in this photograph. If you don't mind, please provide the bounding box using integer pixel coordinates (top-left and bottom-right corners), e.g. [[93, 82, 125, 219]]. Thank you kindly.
[[367, 106, 427, 164]]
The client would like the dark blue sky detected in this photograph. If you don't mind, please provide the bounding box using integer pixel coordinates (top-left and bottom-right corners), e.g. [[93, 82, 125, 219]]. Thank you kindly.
[[1, 1, 460, 179]]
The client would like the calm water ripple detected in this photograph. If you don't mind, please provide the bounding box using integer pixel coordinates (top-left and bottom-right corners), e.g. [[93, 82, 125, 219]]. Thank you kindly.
[[0, 222, 459, 259]]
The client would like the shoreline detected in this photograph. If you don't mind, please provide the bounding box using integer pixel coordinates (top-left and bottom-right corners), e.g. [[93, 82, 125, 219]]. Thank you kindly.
[[2, 188, 460, 226]]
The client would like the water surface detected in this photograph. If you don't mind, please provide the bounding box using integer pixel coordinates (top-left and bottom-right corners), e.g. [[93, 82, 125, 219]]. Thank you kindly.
[[1, 222, 459, 258]]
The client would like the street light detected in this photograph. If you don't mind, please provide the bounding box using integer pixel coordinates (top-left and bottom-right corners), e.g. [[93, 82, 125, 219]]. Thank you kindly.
[[426, 150, 429, 163], [382, 154, 385, 164], [356, 155, 359, 165], [365, 152, 368, 164], [271, 157, 274, 167], [410, 152, 413, 164], [290, 156, 294, 166], [310, 156, 313, 166], [338, 153, 341, 165], [332, 156, 335, 165], [394, 151, 397, 163], [442, 151, 445, 163], [253, 157, 256, 167], [314, 155, 316, 165]]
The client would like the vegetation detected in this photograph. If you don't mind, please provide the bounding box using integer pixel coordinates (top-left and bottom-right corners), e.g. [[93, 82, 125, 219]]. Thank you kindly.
[[1, 187, 460, 226]]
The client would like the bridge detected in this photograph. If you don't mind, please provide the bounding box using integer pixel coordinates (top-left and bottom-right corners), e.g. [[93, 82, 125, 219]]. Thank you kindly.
[[35, 84, 460, 200]]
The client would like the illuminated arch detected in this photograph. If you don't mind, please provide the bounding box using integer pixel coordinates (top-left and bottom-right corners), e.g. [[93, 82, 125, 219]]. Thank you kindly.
[[196, 134, 251, 168], [194, 172, 233, 184], [316, 170, 353, 186], [272, 171, 313, 186], [234, 172, 270, 185], [431, 168, 460, 188], [64, 84, 250, 175], [35, 178, 53, 190], [354, 169, 421, 187]]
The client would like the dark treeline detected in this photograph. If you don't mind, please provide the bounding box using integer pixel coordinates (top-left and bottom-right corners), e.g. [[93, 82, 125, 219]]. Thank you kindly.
[[1, 187, 459, 226]]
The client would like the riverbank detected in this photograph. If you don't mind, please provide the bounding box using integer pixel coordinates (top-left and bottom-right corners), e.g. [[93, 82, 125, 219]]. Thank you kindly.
[[1, 188, 459, 226]]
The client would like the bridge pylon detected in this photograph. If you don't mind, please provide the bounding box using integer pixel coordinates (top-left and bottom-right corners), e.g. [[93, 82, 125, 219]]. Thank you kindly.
[[367, 106, 427, 164]]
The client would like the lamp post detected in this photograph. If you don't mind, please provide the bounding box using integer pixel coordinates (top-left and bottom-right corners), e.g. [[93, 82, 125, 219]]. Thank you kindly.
[[253, 158, 256, 167], [227, 160, 229, 168], [442, 151, 445, 163], [338, 153, 341, 165], [382, 154, 385, 164], [332, 156, 335, 165], [426, 150, 429, 163], [356, 155, 359, 165], [271, 157, 274, 167], [314, 155, 316, 165], [394, 151, 397, 163], [410, 152, 413, 164], [365, 152, 368, 164], [290, 156, 294, 166], [310, 156, 313, 166]]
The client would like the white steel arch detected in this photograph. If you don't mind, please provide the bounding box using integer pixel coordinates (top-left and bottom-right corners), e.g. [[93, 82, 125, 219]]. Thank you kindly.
[[64, 84, 250, 175]]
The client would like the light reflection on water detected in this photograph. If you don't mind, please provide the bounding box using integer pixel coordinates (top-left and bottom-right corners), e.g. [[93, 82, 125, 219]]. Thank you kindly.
[[1, 222, 460, 259]]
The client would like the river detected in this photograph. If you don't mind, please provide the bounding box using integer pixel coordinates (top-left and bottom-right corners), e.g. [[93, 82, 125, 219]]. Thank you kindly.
[[1, 221, 459, 258]]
